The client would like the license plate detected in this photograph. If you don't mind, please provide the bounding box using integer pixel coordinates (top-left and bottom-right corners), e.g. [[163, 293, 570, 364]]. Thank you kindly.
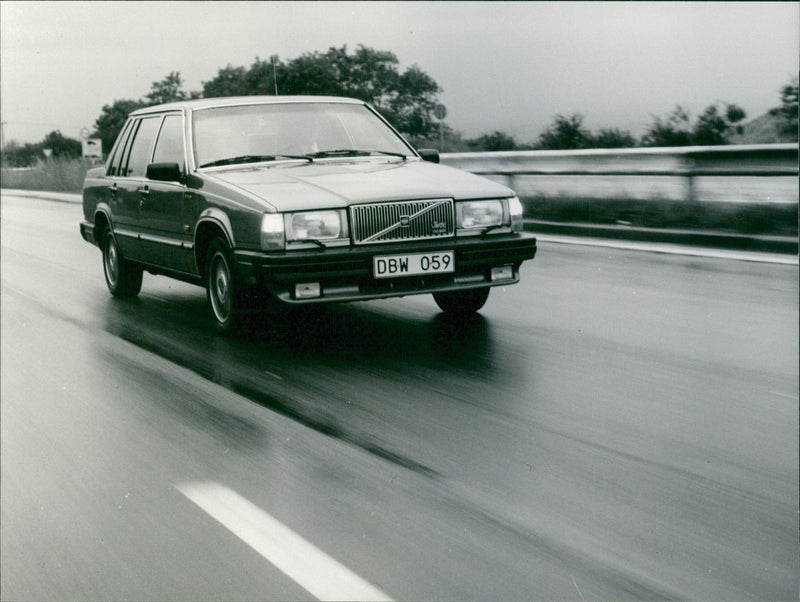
[[373, 251, 455, 279]]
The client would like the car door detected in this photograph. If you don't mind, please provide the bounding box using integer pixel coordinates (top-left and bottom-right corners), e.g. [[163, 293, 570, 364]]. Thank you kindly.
[[104, 119, 142, 258], [115, 116, 162, 262], [138, 113, 189, 273]]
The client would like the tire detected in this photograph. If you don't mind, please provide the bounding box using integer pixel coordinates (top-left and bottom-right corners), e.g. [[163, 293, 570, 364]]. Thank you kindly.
[[206, 238, 244, 333], [102, 230, 142, 298], [433, 287, 490, 315]]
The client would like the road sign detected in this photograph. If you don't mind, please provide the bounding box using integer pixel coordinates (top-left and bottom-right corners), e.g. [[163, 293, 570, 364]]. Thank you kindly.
[[82, 138, 102, 159]]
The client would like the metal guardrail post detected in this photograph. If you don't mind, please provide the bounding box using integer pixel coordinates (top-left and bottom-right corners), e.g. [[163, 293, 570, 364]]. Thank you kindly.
[[506, 173, 516, 192], [683, 157, 696, 204]]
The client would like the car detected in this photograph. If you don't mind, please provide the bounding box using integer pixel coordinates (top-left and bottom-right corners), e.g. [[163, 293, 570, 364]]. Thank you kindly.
[[80, 96, 537, 332]]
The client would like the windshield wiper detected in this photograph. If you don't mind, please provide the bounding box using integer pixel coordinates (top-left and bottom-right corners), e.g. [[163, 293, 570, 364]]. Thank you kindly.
[[481, 224, 504, 238], [309, 149, 407, 160], [294, 239, 327, 248], [199, 154, 313, 168]]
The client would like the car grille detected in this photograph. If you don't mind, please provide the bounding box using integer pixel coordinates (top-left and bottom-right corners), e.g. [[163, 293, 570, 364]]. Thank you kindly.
[[350, 199, 454, 245]]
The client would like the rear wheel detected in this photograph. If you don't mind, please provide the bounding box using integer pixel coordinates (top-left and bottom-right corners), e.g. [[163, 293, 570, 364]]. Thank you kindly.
[[433, 287, 490, 315], [102, 230, 142, 298], [206, 239, 244, 333]]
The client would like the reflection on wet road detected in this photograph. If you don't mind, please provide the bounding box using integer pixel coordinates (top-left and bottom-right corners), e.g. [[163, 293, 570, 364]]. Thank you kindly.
[[2, 193, 798, 600]]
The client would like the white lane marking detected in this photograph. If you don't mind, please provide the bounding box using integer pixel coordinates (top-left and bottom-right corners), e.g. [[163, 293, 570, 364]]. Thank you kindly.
[[177, 481, 393, 602], [535, 234, 799, 265], [768, 390, 799, 400]]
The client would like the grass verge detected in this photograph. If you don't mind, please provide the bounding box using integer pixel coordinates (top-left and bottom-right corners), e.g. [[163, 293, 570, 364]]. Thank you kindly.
[[1, 158, 98, 193], [521, 196, 798, 236]]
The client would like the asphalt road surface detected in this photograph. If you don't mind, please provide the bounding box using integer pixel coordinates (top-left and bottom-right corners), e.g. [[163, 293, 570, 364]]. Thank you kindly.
[[2, 192, 797, 600]]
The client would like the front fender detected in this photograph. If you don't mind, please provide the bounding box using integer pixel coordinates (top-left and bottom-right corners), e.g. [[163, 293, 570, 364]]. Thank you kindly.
[[196, 208, 235, 248]]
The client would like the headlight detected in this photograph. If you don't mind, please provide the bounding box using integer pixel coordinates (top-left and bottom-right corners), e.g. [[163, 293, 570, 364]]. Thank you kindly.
[[261, 213, 285, 250], [286, 210, 348, 242], [458, 200, 504, 229], [508, 196, 523, 232]]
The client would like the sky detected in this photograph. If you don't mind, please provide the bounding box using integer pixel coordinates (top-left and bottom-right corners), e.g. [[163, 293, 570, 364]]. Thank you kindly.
[[1, 1, 798, 145]]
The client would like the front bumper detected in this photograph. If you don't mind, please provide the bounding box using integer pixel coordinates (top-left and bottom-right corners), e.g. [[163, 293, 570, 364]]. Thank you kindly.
[[234, 233, 537, 304]]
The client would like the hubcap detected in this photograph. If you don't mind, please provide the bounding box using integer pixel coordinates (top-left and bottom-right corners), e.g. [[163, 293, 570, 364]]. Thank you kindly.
[[105, 237, 119, 286], [210, 254, 232, 322]]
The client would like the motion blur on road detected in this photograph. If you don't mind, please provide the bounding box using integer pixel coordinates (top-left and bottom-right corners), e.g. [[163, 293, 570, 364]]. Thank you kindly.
[[2, 192, 797, 600]]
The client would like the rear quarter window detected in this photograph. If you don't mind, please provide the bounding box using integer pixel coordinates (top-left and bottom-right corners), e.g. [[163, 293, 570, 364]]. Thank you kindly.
[[106, 120, 133, 177]]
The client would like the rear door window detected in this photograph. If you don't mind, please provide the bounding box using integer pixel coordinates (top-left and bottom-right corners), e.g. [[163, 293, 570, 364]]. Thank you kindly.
[[123, 116, 161, 178]]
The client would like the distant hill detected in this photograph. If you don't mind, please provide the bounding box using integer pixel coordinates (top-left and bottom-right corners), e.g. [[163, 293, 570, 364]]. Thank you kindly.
[[729, 111, 797, 144]]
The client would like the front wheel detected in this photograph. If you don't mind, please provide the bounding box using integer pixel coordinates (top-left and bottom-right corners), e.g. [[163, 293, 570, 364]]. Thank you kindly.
[[433, 287, 490, 315], [102, 230, 142, 298], [206, 239, 244, 333]]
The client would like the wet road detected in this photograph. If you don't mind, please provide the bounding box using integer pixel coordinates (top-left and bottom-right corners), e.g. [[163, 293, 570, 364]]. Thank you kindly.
[[2, 192, 798, 600]]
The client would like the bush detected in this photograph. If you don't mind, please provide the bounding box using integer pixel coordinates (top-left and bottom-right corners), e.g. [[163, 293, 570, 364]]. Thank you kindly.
[[1, 131, 83, 167]]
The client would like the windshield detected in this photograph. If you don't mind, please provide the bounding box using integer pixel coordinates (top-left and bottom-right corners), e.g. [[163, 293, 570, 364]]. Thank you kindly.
[[192, 102, 413, 168]]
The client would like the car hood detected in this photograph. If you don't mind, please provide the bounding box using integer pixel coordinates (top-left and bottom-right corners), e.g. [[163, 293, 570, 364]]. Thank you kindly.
[[203, 159, 513, 212]]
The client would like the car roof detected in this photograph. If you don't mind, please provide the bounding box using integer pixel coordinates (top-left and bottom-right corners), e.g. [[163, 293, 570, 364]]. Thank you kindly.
[[130, 95, 365, 115]]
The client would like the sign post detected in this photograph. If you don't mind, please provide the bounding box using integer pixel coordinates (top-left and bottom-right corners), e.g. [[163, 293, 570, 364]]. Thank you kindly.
[[434, 104, 447, 152]]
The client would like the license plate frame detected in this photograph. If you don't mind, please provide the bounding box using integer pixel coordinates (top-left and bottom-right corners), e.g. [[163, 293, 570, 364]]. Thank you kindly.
[[373, 250, 455, 279]]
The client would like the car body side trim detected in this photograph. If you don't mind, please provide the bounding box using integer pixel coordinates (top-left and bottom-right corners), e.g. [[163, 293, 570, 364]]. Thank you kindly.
[[114, 227, 139, 240], [139, 233, 192, 248]]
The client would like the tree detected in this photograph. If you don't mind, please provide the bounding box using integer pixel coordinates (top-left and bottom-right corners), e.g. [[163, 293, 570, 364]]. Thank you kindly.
[[536, 114, 592, 149], [1, 130, 81, 167], [1, 140, 42, 167], [642, 103, 746, 147], [202, 64, 251, 97], [692, 103, 746, 145], [144, 71, 188, 105], [42, 130, 81, 158], [201, 45, 444, 140], [725, 103, 746, 125], [641, 106, 693, 147], [467, 131, 518, 151], [591, 128, 637, 149], [388, 64, 441, 141], [245, 56, 283, 96], [692, 104, 730, 145], [769, 77, 798, 140], [93, 98, 145, 155]]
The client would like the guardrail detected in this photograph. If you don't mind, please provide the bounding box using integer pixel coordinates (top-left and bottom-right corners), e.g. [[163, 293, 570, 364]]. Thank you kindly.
[[441, 143, 798, 205], [441, 144, 798, 237]]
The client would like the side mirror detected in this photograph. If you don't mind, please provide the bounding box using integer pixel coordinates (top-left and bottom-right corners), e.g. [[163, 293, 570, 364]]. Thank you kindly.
[[417, 149, 440, 164], [146, 162, 182, 182]]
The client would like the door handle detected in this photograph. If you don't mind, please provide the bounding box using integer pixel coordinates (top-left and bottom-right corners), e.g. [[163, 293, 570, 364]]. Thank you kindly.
[[108, 183, 118, 197], [137, 186, 150, 209]]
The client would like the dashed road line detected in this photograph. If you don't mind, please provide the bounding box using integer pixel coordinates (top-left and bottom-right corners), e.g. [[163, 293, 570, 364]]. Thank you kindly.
[[177, 481, 393, 601]]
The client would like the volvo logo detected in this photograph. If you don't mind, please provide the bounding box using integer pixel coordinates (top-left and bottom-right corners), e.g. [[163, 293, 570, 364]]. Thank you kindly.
[[431, 220, 447, 235], [399, 215, 411, 227]]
